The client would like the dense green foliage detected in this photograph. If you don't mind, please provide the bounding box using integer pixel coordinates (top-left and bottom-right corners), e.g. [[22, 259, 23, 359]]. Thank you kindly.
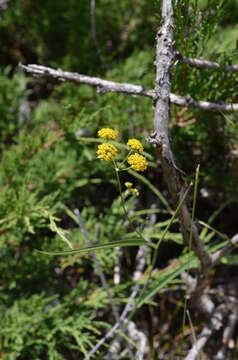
[[0, 0, 238, 358]]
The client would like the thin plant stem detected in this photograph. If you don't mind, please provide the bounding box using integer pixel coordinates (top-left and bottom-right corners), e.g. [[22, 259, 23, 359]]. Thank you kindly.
[[182, 165, 200, 343], [117, 167, 132, 172], [113, 161, 154, 247], [118, 149, 132, 169]]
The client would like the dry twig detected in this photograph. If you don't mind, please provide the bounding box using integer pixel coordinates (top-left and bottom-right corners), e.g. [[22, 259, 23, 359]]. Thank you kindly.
[[150, 0, 212, 303], [19, 63, 238, 112], [185, 305, 226, 360], [84, 284, 140, 360], [211, 233, 238, 265], [176, 52, 238, 73]]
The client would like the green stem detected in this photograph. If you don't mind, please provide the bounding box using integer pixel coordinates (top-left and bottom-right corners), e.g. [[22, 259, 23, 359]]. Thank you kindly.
[[117, 167, 131, 172], [182, 165, 200, 339], [118, 149, 132, 169], [113, 161, 154, 248]]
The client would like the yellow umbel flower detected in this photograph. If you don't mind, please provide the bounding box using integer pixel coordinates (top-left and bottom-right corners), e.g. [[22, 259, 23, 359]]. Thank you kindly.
[[125, 182, 133, 189], [128, 153, 147, 172], [97, 128, 118, 140], [97, 143, 118, 161], [125, 182, 139, 196], [131, 188, 139, 196], [127, 138, 143, 153]]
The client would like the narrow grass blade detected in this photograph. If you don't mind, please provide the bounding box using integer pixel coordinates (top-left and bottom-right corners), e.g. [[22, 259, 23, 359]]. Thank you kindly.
[[37, 239, 151, 256]]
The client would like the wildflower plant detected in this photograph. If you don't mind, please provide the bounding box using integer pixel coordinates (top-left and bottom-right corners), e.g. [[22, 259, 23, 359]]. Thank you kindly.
[[96, 128, 147, 171], [96, 127, 147, 177], [96, 127, 148, 243]]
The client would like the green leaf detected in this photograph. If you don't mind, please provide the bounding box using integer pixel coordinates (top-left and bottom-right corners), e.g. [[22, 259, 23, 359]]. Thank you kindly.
[[136, 256, 198, 308], [37, 239, 152, 256]]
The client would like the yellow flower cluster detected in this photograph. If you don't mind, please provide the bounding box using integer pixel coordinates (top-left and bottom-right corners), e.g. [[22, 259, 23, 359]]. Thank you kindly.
[[97, 143, 117, 161], [125, 182, 139, 196], [127, 138, 147, 171], [97, 128, 118, 161], [98, 128, 117, 140], [125, 182, 133, 189], [96, 128, 147, 171], [127, 153, 147, 172], [127, 138, 143, 153]]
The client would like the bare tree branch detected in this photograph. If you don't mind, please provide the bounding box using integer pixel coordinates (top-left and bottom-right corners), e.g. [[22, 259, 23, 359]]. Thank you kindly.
[[211, 233, 238, 265], [185, 305, 226, 360], [19, 63, 154, 98], [150, 0, 212, 300], [127, 320, 147, 360], [150, 0, 175, 161], [222, 309, 238, 349], [176, 52, 238, 73], [184, 233, 238, 307], [181, 272, 215, 316], [84, 284, 140, 360], [170, 93, 238, 112], [113, 247, 122, 286], [19, 63, 238, 112]]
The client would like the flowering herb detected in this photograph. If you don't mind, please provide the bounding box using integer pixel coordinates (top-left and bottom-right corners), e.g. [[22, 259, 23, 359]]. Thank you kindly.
[[127, 153, 147, 172], [97, 128, 118, 140], [127, 138, 144, 153], [97, 143, 118, 161]]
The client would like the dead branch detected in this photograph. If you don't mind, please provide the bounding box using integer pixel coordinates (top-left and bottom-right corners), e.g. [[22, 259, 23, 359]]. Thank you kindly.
[[19, 63, 154, 98], [190, 233, 238, 306], [211, 233, 238, 265], [19, 63, 238, 112], [113, 247, 122, 286], [185, 305, 226, 360], [222, 309, 238, 349], [176, 52, 238, 73], [170, 93, 238, 112], [127, 320, 147, 360], [181, 272, 215, 316], [151, 0, 212, 301], [84, 284, 140, 360]]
